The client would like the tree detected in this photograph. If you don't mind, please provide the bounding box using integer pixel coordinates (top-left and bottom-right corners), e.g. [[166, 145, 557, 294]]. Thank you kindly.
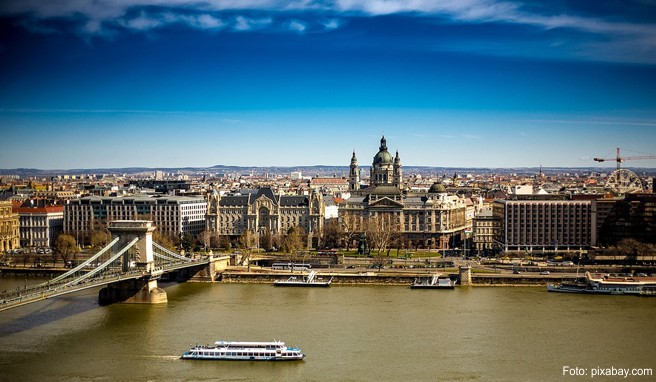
[[260, 228, 274, 251], [90, 230, 111, 251], [371, 252, 389, 270], [238, 231, 258, 268], [615, 239, 650, 264], [365, 214, 398, 256], [281, 226, 303, 255], [340, 213, 361, 251], [321, 218, 342, 249], [197, 230, 212, 252], [55, 233, 79, 265], [180, 232, 194, 253], [217, 235, 231, 250], [153, 230, 176, 251]]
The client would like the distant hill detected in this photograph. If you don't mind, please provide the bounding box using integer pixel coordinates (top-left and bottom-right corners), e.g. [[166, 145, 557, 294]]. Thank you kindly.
[[1, 165, 655, 178]]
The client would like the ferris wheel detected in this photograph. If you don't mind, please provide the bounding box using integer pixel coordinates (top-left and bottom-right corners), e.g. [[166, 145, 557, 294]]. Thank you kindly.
[[594, 147, 654, 194], [605, 169, 643, 194]]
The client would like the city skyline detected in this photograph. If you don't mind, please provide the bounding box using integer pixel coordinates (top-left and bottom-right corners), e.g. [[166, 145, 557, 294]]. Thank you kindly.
[[2, 1, 656, 170]]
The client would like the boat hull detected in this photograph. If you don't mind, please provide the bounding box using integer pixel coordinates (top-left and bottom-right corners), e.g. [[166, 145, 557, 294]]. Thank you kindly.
[[182, 341, 304, 361], [410, 284, 454, 290], [274, 282, 331, 287], [547, 283, 646, 295], [547, 284, 611, 294], [181, 353, 304, 361]]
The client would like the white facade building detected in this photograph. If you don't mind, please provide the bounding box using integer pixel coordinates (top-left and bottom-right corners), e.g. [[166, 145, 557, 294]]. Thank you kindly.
[[64, 195, 207, 238], [17, 204, 64, 248]]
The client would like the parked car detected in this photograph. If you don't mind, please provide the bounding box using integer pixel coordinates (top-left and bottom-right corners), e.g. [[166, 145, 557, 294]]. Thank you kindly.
[[540, 270, 550, 275]]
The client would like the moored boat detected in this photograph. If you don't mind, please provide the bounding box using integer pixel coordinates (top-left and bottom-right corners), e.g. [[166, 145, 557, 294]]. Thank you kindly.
[[547, 272, 656, 295], [411, 274, 455, 289], [181, 340, 304, 361], [274, 270, 333, 287]]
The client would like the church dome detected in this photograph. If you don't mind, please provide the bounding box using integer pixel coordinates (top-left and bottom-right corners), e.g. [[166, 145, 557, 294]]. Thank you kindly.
[[373, 150, 393, 165], [373, 135, 393, 165], [429, 181, 447, 193]]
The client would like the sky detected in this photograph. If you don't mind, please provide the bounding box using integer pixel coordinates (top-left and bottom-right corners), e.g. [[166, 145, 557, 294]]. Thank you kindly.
[[1, 0, 656, 170]]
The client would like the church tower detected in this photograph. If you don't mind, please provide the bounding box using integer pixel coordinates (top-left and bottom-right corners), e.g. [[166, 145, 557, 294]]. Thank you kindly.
[[349, 151, 360, 191], [393, 150, 402, 189]]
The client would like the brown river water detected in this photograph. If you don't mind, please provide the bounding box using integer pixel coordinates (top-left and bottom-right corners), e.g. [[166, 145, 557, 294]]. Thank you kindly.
[[0, 278, 654, 381]]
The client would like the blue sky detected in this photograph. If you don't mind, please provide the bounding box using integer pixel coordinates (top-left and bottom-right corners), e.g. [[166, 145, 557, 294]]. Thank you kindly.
[[1, 0, 656, 170]]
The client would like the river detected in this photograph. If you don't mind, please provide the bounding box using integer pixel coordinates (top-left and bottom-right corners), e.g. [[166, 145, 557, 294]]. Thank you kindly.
[[0, 278, 654, 381]]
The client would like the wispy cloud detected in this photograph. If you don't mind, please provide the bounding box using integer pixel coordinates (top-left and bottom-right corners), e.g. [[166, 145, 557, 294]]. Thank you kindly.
[[287, 19, 307, 33], [2, 0, 655, 63], [234, 15, 273, 31], [322, 18, 342, 31]]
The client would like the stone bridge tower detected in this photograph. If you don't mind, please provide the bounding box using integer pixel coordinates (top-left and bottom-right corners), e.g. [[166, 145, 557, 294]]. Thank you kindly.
[[99, 220, 167, 305]]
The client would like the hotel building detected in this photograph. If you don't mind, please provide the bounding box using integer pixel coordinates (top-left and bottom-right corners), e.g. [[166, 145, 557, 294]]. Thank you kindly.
[[64, 195, 207, 238], [492, 197, 592, 253]]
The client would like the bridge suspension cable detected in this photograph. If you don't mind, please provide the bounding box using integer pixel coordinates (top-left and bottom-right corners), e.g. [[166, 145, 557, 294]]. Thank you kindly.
[[42, 237, 121, 285], [152, 242, 192, 262], [63, 237, 139, 287]]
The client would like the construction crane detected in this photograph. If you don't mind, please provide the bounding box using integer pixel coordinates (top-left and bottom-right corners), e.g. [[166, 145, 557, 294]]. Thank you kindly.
[[594, 147, 656, 170], [593, 147, 656, 194]]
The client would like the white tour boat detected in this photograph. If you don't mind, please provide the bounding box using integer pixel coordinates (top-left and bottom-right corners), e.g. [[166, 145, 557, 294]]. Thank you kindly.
[[411, 274, 456, 289], [181, 340, 304, 361], [547, 272, 656, 296], [274, 270, 333, 287]]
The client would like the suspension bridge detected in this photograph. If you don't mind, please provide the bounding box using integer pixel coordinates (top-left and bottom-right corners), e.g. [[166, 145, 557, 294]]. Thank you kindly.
[[0, 220, 228, 312]]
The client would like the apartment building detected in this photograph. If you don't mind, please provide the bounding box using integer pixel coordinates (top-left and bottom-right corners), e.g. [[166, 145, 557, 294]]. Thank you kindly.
[[64, 195, 207, 238], [16, 200, 64, 248], [493, 197, 592, 253]]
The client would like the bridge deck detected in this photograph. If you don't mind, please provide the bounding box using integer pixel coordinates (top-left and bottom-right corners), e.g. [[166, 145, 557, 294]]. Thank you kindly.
[[0, 258, 210, 312]]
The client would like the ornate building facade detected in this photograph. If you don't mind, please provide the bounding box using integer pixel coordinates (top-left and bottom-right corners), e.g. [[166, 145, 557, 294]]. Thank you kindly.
[[206, 187, 324, 247], [340, 137, 467, 249], [0, 200, 19, 251]]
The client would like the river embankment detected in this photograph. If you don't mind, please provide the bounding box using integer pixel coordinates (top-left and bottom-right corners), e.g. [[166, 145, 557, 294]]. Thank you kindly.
[[219, 269, 579, 286], [2, 265, 641, 286]]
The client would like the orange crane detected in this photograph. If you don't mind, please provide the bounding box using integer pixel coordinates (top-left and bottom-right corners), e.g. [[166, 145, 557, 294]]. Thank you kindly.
[[594, 147, 656, 170]]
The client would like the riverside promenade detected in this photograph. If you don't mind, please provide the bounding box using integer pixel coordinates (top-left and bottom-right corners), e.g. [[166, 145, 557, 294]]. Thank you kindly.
[[219, 267, 580, 286], [4, 263, 651, 286]]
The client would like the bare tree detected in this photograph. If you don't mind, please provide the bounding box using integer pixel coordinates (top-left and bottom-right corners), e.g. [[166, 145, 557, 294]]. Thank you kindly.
[[281, 226, 305, 265], [321, 218, 342, 249], [363, 213, 402, 270], [217, 235, 231, 251], [365, 213, 398, 257], [153, 230, 176, 251], [54, 233, 79, 266], [340, 213, 361, 251], [260, 228, 274, 252], [90, 229, 111, 251], [238, 230, 258, 267], [371, 252, 389, 270]]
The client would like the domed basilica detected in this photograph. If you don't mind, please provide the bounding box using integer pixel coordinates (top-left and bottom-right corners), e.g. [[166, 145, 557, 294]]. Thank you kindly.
[[341, 136, 467, 250]]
